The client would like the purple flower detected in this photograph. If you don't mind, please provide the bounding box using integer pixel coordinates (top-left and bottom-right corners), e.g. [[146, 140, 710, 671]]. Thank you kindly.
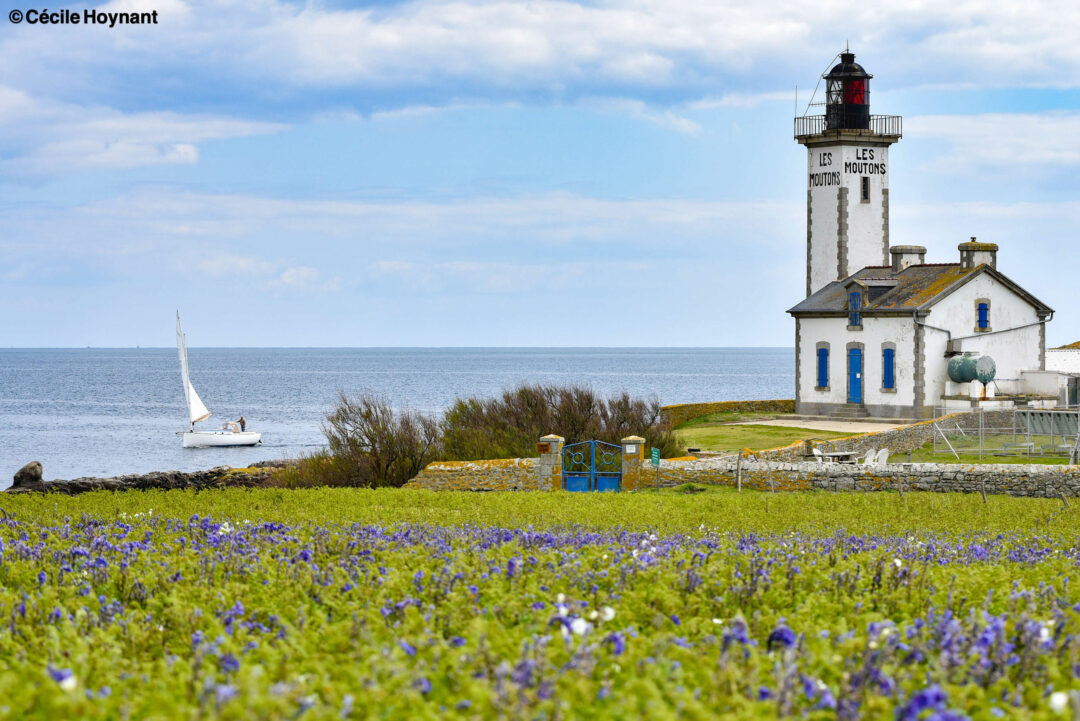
[[220, 654, 240, 674], [214, 683, 238, 705], [399, 639, 417, 657], [767, 623, 797, 651], [758, 686, 774, 701], [415, 677, 432, 694], [48, 667, 74, 684], [670, 614, 681, 626], [448, 636, 466, 648]]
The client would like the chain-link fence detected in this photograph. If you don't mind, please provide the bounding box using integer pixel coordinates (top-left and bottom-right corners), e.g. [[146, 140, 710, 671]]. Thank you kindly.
[[931, 407, 1080, 463]]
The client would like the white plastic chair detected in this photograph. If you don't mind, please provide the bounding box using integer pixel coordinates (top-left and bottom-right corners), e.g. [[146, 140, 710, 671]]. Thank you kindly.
[[861, 448, 877, 465], [811, 447, 824, 463], [874, 448, 890, 465]]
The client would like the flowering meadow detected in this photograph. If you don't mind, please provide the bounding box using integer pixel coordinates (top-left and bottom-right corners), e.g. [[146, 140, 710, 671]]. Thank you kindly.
[[2, 487, 1080, 719]]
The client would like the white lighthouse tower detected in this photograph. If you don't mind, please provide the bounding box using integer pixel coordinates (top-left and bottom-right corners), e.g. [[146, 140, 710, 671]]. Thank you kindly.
[[795, 52, 901, 297]]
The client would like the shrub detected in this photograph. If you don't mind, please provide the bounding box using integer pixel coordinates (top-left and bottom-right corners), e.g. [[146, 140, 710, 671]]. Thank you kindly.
[[441, 384, 681, 460], [275, 393, 441, 489], [322, 392, 441, 488]]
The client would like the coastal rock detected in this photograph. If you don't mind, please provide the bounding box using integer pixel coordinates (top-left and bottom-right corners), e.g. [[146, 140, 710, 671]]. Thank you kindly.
[[12, 461, 43, 487], [5, 463, 286, 496]]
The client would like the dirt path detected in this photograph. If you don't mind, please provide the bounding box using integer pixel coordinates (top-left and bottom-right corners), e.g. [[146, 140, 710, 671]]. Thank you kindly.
[[730, 419, 904, 434]]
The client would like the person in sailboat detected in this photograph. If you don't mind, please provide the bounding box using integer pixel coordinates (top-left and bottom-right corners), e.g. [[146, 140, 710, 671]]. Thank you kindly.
[[238, 416, 246, 432]]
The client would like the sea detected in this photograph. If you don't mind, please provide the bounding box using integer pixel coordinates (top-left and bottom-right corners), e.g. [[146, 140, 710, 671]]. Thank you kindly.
[[0, 347, 794, 485]]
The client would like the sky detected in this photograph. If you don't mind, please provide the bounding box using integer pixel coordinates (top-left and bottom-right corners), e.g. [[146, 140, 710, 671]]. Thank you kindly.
[[1, 0, 1079, 347]]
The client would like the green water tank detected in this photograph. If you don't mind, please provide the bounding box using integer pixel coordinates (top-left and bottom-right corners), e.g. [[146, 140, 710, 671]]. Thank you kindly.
[[947, 354, 996, 384]]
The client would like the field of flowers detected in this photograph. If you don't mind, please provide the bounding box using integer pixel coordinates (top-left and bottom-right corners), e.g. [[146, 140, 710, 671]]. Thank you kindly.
[[2, 487, 1080, 719]]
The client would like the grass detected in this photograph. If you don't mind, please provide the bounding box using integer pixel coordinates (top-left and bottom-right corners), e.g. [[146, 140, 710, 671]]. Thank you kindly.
[[2, 488, 1079, 718], [904, 433, 1075, 465], [674, 423, 852, 453], [2, 486, 1069, 536]]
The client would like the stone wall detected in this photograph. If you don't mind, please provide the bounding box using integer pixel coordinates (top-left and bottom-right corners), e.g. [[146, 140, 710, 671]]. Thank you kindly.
[[404, 458, 538, 491], [649, 456, 1080, 498], [403, 410, 1080, 498], [661, 399, 795, 428]]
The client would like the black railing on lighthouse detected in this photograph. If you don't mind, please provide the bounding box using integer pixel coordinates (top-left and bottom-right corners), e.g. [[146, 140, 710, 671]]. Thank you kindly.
[[794, 114, 902, 139]]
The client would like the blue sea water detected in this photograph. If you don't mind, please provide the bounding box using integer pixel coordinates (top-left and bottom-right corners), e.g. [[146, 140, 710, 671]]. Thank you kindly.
[[0, 347, 793, 484]]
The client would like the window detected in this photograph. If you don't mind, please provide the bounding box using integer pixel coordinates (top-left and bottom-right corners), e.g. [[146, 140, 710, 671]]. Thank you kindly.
[[977, 302, 989, 331], [861, 176, 870, 202], [882, 348, 895, 390], [817, 347, 829, 388], [848, 291, 862, 327]]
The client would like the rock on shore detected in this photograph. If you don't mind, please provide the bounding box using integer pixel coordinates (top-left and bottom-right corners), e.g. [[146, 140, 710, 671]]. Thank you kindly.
[[7, 462, 285, 495]]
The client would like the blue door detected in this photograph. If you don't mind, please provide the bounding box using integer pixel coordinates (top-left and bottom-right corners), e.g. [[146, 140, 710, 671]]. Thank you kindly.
[[562, 441, 622, 492], [848, 348, 862, 404]]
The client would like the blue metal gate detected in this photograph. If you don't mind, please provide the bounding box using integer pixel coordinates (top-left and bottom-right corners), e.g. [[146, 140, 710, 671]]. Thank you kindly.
[[562, 441, 622, 492]]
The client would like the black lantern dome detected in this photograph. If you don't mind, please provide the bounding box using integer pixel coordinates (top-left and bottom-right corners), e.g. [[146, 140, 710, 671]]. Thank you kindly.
[[825, 52, 871, 130]]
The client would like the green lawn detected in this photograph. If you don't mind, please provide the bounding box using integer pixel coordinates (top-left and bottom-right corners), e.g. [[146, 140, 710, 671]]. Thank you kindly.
[[905, 435, 1072, 465], [674, 423, 852, 453]]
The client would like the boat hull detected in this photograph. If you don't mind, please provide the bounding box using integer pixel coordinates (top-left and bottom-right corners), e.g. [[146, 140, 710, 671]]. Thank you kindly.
[[182, 431, 262, 448]]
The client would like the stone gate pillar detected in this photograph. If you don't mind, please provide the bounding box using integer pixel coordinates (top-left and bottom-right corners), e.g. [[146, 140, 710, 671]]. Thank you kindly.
[[620, 435, 646, 491], [536, 434, 564, 491]]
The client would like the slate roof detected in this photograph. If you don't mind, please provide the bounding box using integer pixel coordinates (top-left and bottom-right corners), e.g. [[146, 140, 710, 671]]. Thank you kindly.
[[788, 263, 1052, 316]]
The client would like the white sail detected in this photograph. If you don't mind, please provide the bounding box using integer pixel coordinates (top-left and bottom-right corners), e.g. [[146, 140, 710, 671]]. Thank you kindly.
[[176, 312, 212, 425]]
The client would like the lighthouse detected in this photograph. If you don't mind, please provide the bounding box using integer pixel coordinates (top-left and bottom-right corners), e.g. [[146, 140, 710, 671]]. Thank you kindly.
[[795, 52, 902, 298]]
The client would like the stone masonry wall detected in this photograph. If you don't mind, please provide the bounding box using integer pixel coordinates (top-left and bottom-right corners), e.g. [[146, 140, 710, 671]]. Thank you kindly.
[[405, 458, 538, 491], [650, 456, 1080, 498], [661, 399, 795, 428], [403, 410, 1067, 497]]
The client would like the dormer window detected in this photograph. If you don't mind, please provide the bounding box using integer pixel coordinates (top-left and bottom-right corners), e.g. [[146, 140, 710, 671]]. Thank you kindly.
[[848, 291, 862, 327]]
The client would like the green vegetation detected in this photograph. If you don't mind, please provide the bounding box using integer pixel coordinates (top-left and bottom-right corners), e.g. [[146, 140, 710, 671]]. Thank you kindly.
[[281, 385, 680, 488], [2, 488, 1079, 719], [674, 423, 851, 453], [906, 433, 1074, 465]]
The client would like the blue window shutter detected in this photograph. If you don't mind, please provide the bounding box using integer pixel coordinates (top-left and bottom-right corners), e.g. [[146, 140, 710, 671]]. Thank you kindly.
[[849, 292, 861, 326], [817, 348, 828, 387], [977, 303, 989, 329], [883, 348, 895, 389]]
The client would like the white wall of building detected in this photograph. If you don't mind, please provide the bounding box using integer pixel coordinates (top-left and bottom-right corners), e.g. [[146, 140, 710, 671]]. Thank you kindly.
[[920, 273, 1044, 410], [1047, 349, 1080, 374], [798, 315, 916, 416]]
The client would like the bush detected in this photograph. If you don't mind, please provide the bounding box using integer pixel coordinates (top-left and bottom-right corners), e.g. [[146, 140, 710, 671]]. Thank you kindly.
[[322, 392, 441, 488], [279, 385, 682, 488], [276, 393, 441, 489], [441, 384, 681, 460]]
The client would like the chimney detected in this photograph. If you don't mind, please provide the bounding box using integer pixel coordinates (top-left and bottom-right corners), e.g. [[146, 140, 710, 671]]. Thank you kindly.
[[959, 237, 998, 270], [890, 245, 926, 273]]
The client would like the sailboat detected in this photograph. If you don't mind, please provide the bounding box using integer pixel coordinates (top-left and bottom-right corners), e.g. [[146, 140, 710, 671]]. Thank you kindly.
[[176, 312, 262, 448]]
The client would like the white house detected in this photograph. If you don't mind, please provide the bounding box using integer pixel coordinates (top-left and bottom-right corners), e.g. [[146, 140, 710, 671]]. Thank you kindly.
[[787, 52, 1055, 419]]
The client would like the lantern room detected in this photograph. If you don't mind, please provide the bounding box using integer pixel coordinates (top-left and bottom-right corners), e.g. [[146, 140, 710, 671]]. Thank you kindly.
[[825, 52, 871, 130]]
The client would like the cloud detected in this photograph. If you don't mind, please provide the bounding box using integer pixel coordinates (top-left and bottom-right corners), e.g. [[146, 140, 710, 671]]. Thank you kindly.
[[687, 91, 796, 110], [579, 97, 701, 134], [907, 112, 1080, 170], [192, 253, 277, 277], [273, 266, 340, 291], [4, 0, 1080, 122], [0, 86, 286, 175]]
